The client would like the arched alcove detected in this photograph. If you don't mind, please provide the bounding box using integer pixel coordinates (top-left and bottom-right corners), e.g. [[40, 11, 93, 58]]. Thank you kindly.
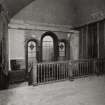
[[41, 31, 58, 62]]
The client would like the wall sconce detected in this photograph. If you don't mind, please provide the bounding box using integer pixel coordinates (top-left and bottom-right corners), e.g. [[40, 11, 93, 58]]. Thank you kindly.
[[67, 33, 72, 41]]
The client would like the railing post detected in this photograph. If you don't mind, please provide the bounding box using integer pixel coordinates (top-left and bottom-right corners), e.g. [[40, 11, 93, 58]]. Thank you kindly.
[[93, 59, 98, 75], [68, 61, 74, 81], [32, 64, 37, 86], [93, 60, 96, 75]]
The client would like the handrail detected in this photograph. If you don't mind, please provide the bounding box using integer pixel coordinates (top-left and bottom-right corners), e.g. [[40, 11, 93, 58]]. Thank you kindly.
[[28, 58, 105, 85], [37, 60, 69, 65], [37, 58, 105, 64]]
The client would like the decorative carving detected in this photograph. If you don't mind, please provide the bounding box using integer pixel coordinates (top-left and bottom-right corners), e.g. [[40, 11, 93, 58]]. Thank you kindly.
[[29, 43, 35, 50], [91, 10, 104, 21]]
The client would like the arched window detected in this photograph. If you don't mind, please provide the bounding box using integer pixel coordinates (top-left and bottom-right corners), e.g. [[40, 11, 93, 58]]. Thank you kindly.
[[28, 41, 37, 65], [42, 36, 54, 62], [59, 41, 66, 57]]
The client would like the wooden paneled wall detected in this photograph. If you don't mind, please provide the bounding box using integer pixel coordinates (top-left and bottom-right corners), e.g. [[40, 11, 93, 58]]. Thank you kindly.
[[76, 19, 105, 59]]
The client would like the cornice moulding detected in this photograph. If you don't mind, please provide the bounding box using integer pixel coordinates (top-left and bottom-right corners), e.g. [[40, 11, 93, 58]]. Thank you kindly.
[[9, 19, 79, 33]]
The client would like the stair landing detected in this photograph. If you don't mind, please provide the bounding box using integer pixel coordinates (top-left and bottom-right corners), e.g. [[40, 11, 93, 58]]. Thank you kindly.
[[0, 76, 105, 105]]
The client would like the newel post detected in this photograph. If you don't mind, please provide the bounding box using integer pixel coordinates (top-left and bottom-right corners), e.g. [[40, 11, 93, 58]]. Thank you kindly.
[[32, 63, 37, 86], [68, 61, 73, 81]]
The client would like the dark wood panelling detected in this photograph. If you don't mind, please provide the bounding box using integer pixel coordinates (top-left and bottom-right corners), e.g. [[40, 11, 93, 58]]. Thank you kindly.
[[76, 20, 105, 59]]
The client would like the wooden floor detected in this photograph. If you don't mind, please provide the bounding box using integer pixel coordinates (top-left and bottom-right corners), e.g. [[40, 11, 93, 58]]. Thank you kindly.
[[0, 76, 105, 105]]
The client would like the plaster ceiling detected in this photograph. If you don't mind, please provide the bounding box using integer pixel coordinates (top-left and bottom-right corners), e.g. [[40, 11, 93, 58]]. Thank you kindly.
[[1, 0, 34, 18], [1, 0, 105, 26]]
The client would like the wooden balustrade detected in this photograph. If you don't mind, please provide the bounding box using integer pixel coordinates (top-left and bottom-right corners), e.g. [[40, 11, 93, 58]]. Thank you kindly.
[[32, 61, 69, 85], [28, 59, 105, 85]]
